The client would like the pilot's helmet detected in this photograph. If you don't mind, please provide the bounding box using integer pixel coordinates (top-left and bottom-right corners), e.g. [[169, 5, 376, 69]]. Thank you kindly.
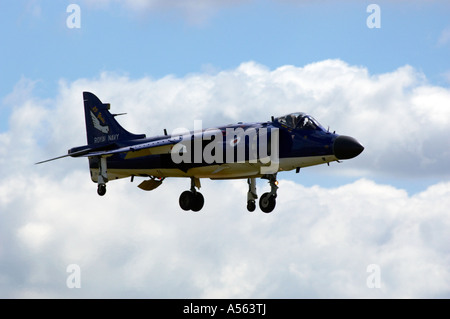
[[296, 115, 305, 128]]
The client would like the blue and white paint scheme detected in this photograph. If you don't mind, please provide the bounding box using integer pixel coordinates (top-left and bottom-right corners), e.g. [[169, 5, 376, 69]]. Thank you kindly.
[[37, 92, 364, 213]]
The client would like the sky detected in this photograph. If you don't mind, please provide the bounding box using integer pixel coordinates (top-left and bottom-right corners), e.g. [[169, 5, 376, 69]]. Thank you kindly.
[[1, 0, 450, 298]]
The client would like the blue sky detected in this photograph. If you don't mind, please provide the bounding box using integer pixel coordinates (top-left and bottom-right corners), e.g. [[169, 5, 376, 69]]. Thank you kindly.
[[1, 0, 450, 298], [1, 0, 449, 100]]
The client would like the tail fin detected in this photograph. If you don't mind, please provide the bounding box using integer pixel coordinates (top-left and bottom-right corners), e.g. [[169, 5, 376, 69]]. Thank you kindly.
[[83, 92, 146, 145]]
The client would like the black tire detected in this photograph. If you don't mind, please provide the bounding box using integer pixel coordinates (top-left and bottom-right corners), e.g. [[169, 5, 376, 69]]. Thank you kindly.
[[191, 192, 204, 212], [97, 184, 106, 196], [259, 192, 276, 213], [247, 200, 256, 212], [179, 191, 194, 211]]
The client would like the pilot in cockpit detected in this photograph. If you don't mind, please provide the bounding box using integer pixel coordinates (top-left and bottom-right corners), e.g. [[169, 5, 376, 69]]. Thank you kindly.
[[297, 116, 317, 130], [286, 114, 297, 128], [276, 113, 323, 131]]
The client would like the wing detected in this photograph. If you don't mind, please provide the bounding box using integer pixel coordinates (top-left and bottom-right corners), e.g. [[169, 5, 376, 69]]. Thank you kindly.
[[36, 136, 182, 165], [84, 137, 179, 159]]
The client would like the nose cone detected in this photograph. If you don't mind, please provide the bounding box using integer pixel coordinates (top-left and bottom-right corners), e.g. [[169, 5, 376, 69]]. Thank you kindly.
[[333, 135, 364, 160]]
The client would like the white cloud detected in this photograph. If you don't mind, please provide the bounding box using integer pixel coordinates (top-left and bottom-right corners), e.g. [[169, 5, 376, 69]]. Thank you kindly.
[[44, 59, 450, 179], [2, 173, 450, 298], [2, 60, 450, 298]]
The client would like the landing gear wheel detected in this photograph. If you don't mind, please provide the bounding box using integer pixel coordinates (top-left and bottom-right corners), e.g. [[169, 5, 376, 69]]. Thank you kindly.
[[179, 191, 194, 211], [259, 192, 276, 213], [191, 192, 204, 212], [179, 191, 204, 211], [247, 200, 256, 212], [97, 184, 106, 196]]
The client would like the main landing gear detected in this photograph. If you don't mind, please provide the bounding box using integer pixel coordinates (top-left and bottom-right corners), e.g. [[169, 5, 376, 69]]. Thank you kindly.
[[179, 177, 204, 212], [176, 175, 279, 213], [247, 174, 278, 213]]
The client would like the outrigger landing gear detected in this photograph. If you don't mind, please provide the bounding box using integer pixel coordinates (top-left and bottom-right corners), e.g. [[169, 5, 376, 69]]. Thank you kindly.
[[97, 183, 107, 196], [247, 178, 257, 212], [96, 157, 108, 196], [259, 174, 278, 213], [179, 177, 204, 212]]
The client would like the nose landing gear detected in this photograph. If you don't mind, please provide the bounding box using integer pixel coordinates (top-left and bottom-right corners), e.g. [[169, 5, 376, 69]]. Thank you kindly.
[[259, 174, 278, 213], [259, 192, 276, 213], [247, 174, 278, 213]]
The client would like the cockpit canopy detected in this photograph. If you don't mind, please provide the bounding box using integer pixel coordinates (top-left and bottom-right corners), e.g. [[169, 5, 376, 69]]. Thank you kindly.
[[275, 112, 325, 131]]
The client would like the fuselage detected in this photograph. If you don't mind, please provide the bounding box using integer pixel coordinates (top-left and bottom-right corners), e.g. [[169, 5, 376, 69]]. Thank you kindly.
[[87, 113, 363, 182]]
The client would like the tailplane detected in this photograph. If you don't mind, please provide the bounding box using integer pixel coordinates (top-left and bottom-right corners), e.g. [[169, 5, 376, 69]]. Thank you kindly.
[[83, 91, 146, 145]]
